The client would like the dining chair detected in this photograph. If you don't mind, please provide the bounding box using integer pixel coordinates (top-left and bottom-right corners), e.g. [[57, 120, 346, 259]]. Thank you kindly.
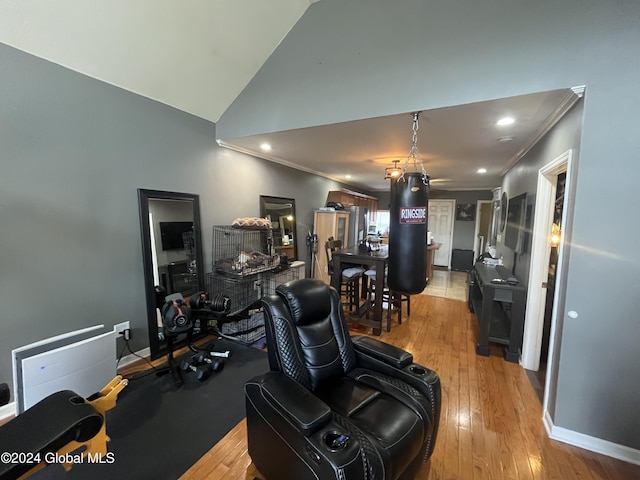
[[325, 237, 365, 312], [364, 267, 411, 331]]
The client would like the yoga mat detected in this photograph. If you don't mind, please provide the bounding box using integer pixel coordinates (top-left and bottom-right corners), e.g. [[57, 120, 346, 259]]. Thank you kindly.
[[31, 338, 268, 480]]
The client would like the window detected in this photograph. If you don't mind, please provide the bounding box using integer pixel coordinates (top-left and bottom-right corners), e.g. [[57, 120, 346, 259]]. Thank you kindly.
[[375, 211, 390, 236]]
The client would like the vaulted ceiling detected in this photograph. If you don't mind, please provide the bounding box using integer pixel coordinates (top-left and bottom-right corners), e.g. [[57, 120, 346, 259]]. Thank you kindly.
[[1, 1, 575, 191], [0, 0, 315, 122]]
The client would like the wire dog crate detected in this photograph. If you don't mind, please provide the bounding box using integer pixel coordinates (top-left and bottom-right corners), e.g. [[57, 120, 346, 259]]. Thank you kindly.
[[211, 225, 279, 276], [208, 224, 299, 344], [205, 267, 299, 344]]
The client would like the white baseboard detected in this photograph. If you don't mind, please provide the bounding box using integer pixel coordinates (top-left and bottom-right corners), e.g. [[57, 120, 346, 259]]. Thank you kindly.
[[117, 347, 151, 370], [0, 401, 16, 422], [1, 347, 151, 423], [543, 409, 640, 466]]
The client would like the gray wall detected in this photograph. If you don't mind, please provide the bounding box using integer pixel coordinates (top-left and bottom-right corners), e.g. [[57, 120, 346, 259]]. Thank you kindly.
[[0, 43, 349, 394], [218, 0, 640, 450], [497, 99, 584, 420], [430, 190, 493, 251], [497, 101, 584, 289]]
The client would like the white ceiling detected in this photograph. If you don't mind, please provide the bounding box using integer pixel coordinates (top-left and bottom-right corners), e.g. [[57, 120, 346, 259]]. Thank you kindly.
[[219, 89, 577, 191], [1, 1, 578, 192], [0, 0, 313, 122]]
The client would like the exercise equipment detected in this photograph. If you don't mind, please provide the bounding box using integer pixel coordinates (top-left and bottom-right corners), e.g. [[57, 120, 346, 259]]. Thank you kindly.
[[157, 294, 195, 387], [180, 360, 211, 382], [161, 297, 192, 335], [192, 353, 225, 373], [189, 291, 230, 313], [387, 111, 431, 295], [0, 376, 127, 480], [387, 171, 429, 294], [189, 344, 231, 359], [207, 350, 231, 359], [157, 292, 234, 388]]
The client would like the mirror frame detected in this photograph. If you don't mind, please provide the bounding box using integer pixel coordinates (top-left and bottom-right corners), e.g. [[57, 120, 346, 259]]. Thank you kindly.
[[259, 195, 298, 261], [138, 189, 205, 360], [499, 191, 508, 232]]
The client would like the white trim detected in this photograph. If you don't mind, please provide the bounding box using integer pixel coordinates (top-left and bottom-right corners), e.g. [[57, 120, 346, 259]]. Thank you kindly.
[[117, 347, 151, 370], [501, 88, 583, 176], [522, 149, 572, 372], [541, 156, 573, 410], [543, 410, 640, 466], [0, 401, 16, 422], [218, 141, 350, 187], [473, 200, 493, 260], [429, 199, 456, 268]]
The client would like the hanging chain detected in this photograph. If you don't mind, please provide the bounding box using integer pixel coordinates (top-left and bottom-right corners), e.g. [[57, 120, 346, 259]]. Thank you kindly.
[[399, 112, 429, 185]]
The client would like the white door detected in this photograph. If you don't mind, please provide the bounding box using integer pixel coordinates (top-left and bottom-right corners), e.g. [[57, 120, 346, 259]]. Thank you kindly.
[[428, 200, 455, 267]]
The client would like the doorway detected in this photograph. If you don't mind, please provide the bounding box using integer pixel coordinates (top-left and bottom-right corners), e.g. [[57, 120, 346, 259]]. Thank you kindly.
[[473, 200, 493, 261], [521, 150, 573, 411], [428, 199, 455, 268], [528, 172, 566, 402]]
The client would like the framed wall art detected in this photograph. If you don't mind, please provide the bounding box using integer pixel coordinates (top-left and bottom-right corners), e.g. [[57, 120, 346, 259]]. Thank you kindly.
[[456, 203, 476, 221]]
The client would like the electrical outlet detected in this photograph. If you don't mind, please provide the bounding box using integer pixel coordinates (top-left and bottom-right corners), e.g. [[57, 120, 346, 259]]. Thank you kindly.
[[113, 321, 130, 338]]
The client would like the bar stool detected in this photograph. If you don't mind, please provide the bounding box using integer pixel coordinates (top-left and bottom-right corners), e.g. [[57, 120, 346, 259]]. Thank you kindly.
[[364, 268, 410, 331], [325, 238, 365, 312]]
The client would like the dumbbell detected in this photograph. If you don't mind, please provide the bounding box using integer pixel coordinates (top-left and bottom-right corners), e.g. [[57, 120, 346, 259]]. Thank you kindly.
[[193, 353, 225, 373], [189, 292, 231, 313], [180, 360, 211, 381]]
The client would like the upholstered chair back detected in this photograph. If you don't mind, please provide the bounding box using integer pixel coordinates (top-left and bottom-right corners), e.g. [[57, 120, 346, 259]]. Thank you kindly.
[[261, 278, 357, 390]]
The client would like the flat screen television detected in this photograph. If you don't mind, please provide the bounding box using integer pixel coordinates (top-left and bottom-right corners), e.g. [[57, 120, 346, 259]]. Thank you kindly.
[[159, 221, 193, 250]]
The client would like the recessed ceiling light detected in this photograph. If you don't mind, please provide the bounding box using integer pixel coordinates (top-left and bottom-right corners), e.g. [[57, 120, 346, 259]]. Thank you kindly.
[[477, 168, 487, 174], [496, 116, 515, 127], [260, 143, 272, 151], [345, 174, 352, 179]]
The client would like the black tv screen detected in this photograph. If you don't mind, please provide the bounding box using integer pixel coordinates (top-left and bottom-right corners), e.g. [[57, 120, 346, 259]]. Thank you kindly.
[[159, 222, 193, 250]]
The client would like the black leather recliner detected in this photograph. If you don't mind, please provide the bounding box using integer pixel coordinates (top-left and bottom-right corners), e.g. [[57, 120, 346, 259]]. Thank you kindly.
[[245, 278, 441, 479]]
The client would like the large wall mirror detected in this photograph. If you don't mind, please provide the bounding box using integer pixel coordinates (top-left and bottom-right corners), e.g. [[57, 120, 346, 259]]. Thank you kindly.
[[259, 195, 298, 262], [138, 189, 205, 359]]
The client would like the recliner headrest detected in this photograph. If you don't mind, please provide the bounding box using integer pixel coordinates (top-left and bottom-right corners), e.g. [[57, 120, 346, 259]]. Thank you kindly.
[[276, 279, 332, 326]]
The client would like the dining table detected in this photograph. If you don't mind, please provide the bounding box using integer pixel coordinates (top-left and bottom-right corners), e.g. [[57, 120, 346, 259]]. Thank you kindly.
[[330, 244, 388, 335]]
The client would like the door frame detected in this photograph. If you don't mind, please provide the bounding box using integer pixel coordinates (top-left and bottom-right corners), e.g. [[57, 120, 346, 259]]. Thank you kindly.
[[429, 199, 456, 268], [521, 150, 573, 401], [473, 200, 494, 261]]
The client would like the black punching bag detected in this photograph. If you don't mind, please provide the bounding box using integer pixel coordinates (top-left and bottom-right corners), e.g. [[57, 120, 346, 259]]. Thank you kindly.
[[387, 172, 429, 294]]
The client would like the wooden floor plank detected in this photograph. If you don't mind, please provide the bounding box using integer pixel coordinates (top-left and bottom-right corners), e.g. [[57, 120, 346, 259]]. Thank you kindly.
[[179, 294, 640, 479]]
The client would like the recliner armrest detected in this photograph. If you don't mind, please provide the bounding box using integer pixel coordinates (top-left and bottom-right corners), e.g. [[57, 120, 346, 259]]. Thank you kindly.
[[246, 372, 332, 436], [351, 335, 413, 369]]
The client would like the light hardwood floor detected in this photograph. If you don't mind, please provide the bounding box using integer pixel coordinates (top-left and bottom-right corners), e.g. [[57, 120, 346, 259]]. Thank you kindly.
[[180, 293, 640, 480], [421, 268, 468, 301]]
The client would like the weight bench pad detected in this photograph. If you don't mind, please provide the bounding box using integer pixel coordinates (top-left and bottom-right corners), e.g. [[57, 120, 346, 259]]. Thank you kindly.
[[0, 390, 103, 479]]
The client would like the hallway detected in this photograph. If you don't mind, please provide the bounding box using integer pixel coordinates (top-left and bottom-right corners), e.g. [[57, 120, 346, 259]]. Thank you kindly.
[[422, 268, 468, 301]]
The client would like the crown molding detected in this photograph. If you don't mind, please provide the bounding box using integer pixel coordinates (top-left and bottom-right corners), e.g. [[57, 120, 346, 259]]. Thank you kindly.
[[217, 141, 361, 188], [501, 87, 585, 176]]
